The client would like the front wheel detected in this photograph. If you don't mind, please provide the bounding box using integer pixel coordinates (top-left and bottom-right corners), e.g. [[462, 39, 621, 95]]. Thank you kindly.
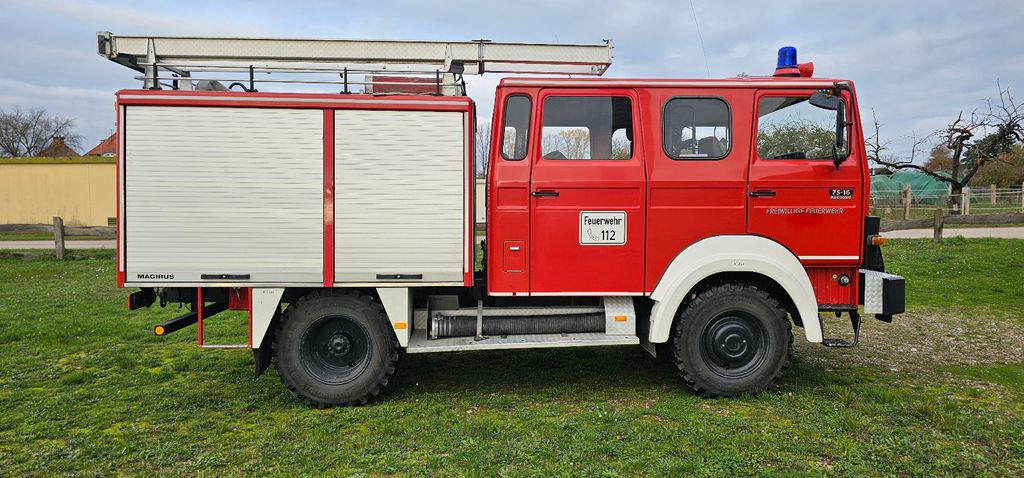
[[671, 282, 793, 397], [274, 290, 399, 407]]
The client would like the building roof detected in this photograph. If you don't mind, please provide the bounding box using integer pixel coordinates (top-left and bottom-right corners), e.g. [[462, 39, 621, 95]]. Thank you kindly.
[[85, 133, 116, 156], [38, 136, 80, 157]]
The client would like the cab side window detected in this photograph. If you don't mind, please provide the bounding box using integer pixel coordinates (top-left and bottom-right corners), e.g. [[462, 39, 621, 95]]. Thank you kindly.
[[501, 95, 531, 161], [757, 96, 848, 160], [663, 97, 731, 160], [541, 96, 633, 160]]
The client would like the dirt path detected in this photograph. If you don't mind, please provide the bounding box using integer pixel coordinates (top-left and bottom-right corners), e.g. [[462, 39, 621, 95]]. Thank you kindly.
[[0, 239, 115, 249], [885, 226, 1024, 239]]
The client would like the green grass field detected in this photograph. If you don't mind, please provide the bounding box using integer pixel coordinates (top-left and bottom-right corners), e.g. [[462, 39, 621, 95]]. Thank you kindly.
[[1, 239, 1022, 476]]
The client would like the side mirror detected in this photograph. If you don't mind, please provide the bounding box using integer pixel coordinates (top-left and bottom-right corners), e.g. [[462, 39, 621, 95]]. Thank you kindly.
[[809, 90, 847, 169]]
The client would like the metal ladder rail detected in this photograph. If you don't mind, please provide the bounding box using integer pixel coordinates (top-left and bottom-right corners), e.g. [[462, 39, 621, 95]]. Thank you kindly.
[[97, 32, 613, 92]]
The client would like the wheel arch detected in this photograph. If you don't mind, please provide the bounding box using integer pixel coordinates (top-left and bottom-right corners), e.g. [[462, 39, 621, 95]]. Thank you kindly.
[[648, 235, 821, 343], [272, 288, 400, 407], [253, 286, 403, 379]]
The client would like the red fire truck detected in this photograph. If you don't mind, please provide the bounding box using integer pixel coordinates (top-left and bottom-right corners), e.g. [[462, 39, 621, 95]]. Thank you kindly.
[[99, 33, 904, 407]]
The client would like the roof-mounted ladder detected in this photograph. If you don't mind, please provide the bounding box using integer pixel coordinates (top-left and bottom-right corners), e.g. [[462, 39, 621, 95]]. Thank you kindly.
[[97, 31, 613, 95]]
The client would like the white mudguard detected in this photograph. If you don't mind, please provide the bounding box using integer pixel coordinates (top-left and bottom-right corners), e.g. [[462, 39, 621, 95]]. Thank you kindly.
[[252, 288, 285, 348], [376, 288, 412, 346], [649, 235, 821, 343]]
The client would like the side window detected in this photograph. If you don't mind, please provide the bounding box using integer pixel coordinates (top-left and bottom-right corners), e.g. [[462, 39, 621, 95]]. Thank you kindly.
[[662, 97, 731, 160], [501, 95, 531, 160], [541, 96, 633, 160], [757, 96, 848, 159]]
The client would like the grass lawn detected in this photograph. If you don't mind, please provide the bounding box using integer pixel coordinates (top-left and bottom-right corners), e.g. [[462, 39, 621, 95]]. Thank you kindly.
[[1, 239, 1023, 476]]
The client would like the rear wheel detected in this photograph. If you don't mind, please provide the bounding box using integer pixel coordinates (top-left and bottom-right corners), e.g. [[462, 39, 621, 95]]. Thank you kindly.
[[274, 290, 399, 407], [671, 282, 792, 397]]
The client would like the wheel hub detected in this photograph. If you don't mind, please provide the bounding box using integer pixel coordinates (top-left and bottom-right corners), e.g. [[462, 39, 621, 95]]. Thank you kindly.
[[300, 315, 373, 385], [713, 322, 752, 361], [326, 333, 352, 357], [700, 312, 768, 379]]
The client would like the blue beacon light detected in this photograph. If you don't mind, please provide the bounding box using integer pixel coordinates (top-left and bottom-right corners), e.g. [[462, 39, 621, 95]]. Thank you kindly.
[[776, 46, 798, 69]]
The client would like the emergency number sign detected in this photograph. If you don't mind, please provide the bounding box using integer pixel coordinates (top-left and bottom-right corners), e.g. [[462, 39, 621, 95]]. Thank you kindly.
[[580, 211, 626, 245]]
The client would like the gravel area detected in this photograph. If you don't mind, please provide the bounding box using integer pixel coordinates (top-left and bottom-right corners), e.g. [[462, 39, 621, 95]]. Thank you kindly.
[[797, 310, 1024, 371]]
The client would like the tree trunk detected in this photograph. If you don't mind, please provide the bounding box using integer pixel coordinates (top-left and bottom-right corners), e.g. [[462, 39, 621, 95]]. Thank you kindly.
[[948, 183, 963, 212]]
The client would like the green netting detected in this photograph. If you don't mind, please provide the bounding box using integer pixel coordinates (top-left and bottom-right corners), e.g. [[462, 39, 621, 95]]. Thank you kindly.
[[872, 171, 956, 205], [871, 175, 901, 194]]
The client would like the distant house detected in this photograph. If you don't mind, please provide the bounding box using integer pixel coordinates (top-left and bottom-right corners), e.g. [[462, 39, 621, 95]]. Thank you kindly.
[[85, 133, 116, 157], [38, 136, 80, 157]]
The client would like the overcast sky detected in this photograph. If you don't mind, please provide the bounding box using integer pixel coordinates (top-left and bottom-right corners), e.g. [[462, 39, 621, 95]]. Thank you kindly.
[[2, 0, 1022, 159]]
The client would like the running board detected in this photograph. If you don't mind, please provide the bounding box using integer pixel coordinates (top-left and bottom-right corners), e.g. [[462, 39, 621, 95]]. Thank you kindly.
[[406, 330, 639, 354]]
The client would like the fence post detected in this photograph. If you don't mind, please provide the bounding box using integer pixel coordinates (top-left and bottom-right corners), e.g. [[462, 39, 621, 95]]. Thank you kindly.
[[53, 216, 65, 260], [962, 186, 971, 215], [990, 184, 997, 205], [1021, 182, 1024, 212], [933, 208, 943, 243], [902, 184, 911, 220]]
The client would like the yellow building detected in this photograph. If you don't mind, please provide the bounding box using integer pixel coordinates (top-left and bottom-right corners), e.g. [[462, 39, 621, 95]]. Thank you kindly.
[[0, 157, 116, 227]]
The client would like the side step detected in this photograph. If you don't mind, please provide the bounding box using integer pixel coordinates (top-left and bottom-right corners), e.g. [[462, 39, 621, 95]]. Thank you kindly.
[[406, 329, 639, 353], [821, 311, 861, 348]]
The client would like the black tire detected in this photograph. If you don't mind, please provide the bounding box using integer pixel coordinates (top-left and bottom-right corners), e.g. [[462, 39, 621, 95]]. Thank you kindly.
[[273, 290, 399, 407], [671, 282, 793, 397]]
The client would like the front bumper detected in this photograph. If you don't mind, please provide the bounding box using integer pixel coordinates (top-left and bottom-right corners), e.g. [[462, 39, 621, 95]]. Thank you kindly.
[[859, 269, 905, 322]]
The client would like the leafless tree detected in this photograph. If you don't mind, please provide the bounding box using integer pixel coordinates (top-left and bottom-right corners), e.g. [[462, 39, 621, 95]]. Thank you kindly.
[[869, 82, 1023, 203], [475, 121, 491, 177], [0, 107, 83, 157], [542, 128, 590, 159]]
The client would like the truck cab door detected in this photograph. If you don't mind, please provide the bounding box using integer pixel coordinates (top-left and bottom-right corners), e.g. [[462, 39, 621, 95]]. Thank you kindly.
[[528, 89, 646, 294], [746, 89, 863, 265]]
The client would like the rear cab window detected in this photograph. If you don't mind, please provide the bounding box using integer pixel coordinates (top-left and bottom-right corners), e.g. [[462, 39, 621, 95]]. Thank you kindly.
[[662, 97, 731, 160], [501, 95, 531, 160]]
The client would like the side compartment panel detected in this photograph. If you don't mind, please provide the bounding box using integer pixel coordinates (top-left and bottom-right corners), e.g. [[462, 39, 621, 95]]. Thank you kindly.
[[334, 110, 465, 283], [124, 106, 324, 284]]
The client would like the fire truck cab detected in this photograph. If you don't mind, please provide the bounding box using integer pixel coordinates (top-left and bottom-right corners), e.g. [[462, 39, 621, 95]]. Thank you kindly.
[[101, 34, 904, 407]]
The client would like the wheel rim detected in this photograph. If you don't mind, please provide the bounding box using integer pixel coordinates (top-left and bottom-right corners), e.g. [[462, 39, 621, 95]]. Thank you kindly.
[[300, 315, 373, 385], [699, 310, 769, 379]]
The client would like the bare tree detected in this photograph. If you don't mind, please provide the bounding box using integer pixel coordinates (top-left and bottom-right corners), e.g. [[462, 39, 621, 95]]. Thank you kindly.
[[542, 128, 590, 159], [869, 82, 1023, 203], [475, 121, 491, 177], [0, 107, 83, 157], [611, 134, 631, 159]]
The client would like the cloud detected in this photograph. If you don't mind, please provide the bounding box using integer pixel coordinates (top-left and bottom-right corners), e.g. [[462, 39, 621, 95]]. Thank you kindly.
[[0, 79, 117, 149], [0, 0, 1020, 158], [5, 0, 271, 36]]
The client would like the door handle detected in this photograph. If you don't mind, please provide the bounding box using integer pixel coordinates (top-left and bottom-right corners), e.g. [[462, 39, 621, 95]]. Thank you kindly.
[[200, 273, 251, 280], [531, 190, 560, 197], [748, 190, 776, 198]]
